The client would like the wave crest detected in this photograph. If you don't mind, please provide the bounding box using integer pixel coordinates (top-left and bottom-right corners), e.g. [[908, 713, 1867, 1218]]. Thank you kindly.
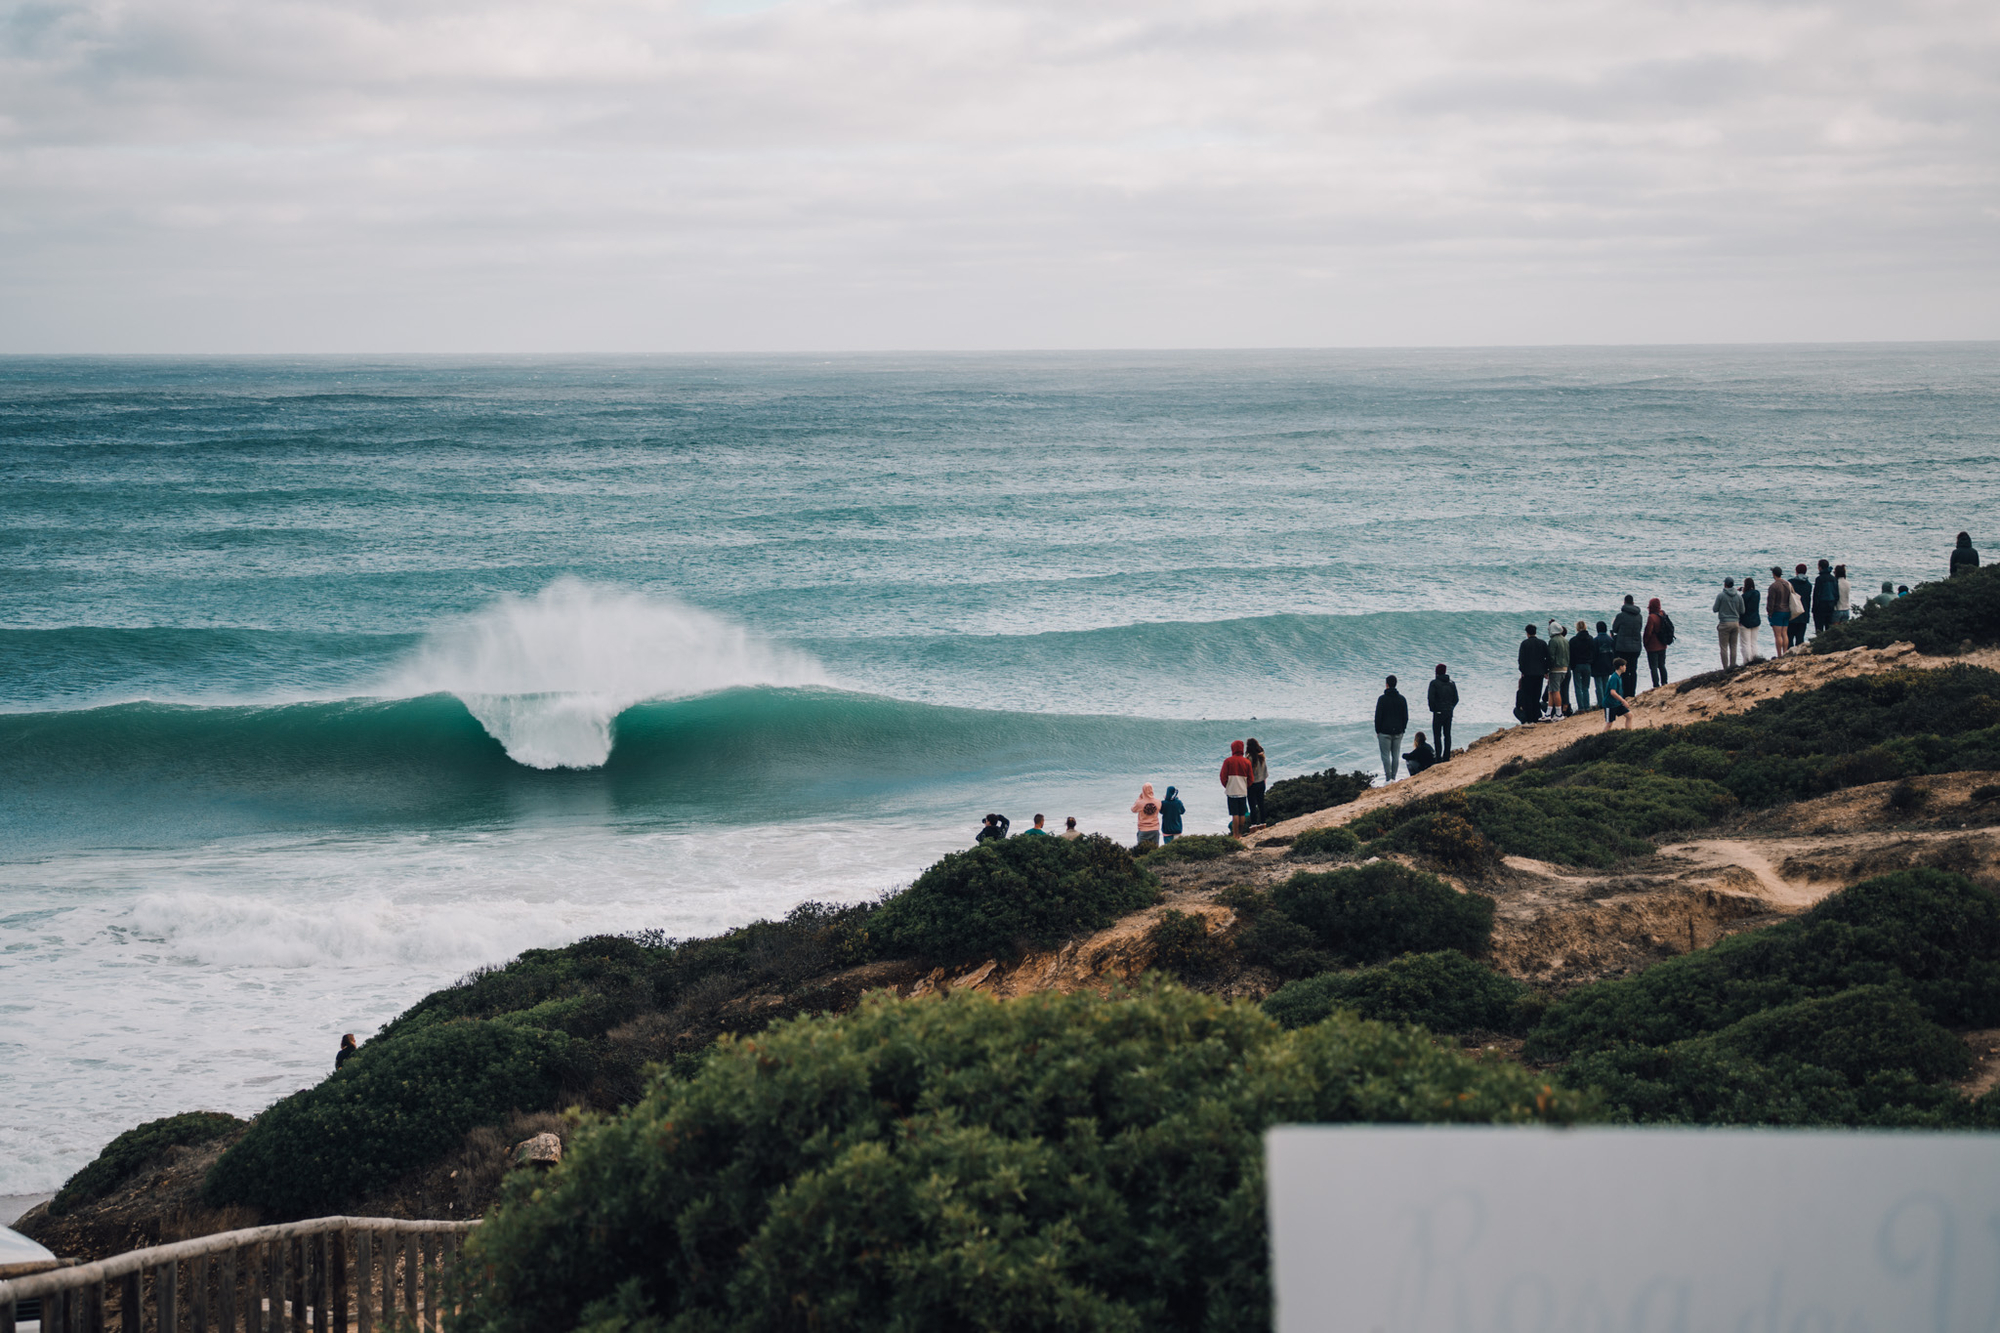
[[387, 580, 827, 768]]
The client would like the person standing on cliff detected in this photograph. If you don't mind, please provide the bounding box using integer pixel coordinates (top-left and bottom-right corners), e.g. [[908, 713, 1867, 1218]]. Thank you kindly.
[[1375, 676, 1409, 780], [1515, 624, 1551, 723], [1610, 597, 1645, 685], [1427, 663, 1459, 755], [1712, 578, 1744, 669], [1133, 784, 1164, 848], [336, 1033, 359, 1070], [1951, 531, 1981, 576], [1219, 743, 1253, 835]]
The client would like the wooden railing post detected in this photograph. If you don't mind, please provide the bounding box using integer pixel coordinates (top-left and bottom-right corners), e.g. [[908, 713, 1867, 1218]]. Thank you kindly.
[[191, 1255, 208, 1333], [353, 1234, 371, 1333], [400, 1237, 416, 1333], [329, 1233, 347, 1333], [217, 1247, 236, 1333], [160, 1262, 179, 1333]]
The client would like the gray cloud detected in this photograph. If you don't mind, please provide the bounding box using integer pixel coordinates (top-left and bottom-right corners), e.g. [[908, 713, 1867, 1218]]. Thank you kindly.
[[1, 0, 1996, 350]]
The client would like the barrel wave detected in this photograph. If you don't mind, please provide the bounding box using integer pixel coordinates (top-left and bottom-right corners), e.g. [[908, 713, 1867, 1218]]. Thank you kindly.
[[0, 688, 1356, 857]]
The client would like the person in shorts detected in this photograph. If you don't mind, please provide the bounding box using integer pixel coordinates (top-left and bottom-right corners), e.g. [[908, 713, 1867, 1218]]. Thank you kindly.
[[1766, 566, 1793, 656], [1220, 740, 1254, 834]]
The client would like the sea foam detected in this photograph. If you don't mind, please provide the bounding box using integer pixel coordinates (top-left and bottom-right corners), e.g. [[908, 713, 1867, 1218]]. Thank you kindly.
[[387, 580, 828, 768]]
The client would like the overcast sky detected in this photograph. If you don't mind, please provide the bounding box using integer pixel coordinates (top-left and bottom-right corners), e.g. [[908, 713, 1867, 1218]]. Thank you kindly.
[[3, 0, 1997, 352]]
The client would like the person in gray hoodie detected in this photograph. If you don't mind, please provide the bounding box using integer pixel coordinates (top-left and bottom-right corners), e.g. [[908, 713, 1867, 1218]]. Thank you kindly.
[[1610, 597, 1645, 688], [1712, 577, 1745, 669]]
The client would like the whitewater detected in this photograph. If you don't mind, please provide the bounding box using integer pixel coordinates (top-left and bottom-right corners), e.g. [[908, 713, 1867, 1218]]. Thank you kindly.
[[4, 345, 1998, 1195]]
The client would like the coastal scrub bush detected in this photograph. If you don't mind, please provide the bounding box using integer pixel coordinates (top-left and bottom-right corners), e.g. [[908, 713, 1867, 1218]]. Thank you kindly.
[[203, 1020, 575, 1218], [1261, 768, 1374, 823], [1269, 861, 1494, 965], [1145, 909, 1231, 978], [1287, 825, 1361, 860], [1263, 952, 1530, 1035], [51, 1110, 245, 1215], [869, 833, 1157, 964], [1138, 833, 1242, 863], [1527, 869, 2000, 1063], [1809, 562, 2000, 655], [454, 984, 1589, 1333]]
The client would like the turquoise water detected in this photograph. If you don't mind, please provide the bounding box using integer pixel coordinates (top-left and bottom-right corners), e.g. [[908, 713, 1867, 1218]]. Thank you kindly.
[[3, 345, 1997, 1191]]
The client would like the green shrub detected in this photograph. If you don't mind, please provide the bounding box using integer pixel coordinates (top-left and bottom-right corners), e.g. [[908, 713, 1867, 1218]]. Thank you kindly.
[[1527, 869, 2000, 1063], [1371, 810, 1499, 875], [1263, 952, 1530, 1034], [1887, 779, 1929, 812], [1145, 909, 1231, 977], [1546, 666, 2000, 810], [455, 984, 1589, 1333], [52, 1111, 245, 1216], [1810, 562, 2000, 655], [1269, 861, 1495, 966], [870, 834, 1157, 964], [1139, 833, 1243, 863], [1287, 826, 1361, 860], [204, 1020, 575, 1217], [1566, 986, 1987, 1127], [1261, 768, 1375, 823]]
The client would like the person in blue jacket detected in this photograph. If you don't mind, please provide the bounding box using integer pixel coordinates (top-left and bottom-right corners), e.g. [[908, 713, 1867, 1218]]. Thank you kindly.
[[1159, 786, 1186, 843]]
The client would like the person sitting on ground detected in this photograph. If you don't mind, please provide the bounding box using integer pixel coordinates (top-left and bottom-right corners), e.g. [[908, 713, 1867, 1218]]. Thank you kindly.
[[1427, 662, 1458, 755], [1160, 785, 1186, 843], [1603, 657, 1633, 731], [336, 1033, 359, 1070], [1404, 731, 1438, 776], [1133, 783, 1164, 849], [1375, 676, 1410, 779], [975, 812, 1010, 844], [1021, 813, 1052, 837], [1868, 581, 1897, 612], [1951, 531, 1980, 576], [1897, 585, 1911, 597], [1219, 742, 1254, 835], [1515, 624, 1551, 723], [1060, 816, 1082, 840]]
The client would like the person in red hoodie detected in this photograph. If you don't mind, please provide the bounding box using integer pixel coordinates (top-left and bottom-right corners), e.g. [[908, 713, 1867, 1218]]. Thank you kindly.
[[1220, 740, 1254, 836]]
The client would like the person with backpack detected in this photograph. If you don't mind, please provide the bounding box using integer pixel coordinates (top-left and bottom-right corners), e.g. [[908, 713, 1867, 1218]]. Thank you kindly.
[[1427, 662, 1459, 755], [1738, 575, 1762, 663], [1219, 742, 1253, 835], [1644, 597, 1673, 688], [1131, 784, 1164, 849], [1812, 559, 1840, 636], [1592, 620, 1615, 707], [1515, 625, 1551, 723], [1159, 786, 1186, 844], [1951, 531, 1980, 576], [1610, 596, 1645, 683], [1568, 622, 1596, 709], [1375, 676, 1410, 780], [1712, 578, 1744, 669]]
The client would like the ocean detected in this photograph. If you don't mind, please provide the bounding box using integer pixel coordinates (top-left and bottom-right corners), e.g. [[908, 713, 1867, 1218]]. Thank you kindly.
[[3, 345, 1996, 1195]]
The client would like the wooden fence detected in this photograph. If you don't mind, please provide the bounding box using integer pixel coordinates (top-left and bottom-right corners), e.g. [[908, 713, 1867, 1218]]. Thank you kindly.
[[0, 1219, 478, 1333]]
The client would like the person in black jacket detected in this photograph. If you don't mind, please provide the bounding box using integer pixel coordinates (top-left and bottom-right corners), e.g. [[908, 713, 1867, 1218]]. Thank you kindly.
[[1952, 531, 1981, 576], [1610, 596, 1645, 677], [1374, 675, 1409, 781], [1811, 559, 1839, 636], [1404, 731, 1438, 775], [1426, 663, 1458, 756], [1788, 565, 1815, 643], [1568, 621, 1597, 708], [336, 1033, 359, 1070], [1516, 625, 1551, 724], [1592, 621, 1615, 707], [975, 813, 1010, 843]]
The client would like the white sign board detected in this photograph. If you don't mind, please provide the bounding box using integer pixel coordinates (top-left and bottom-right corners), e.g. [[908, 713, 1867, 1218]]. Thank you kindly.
[[1267, 1127, 2000, 1333]]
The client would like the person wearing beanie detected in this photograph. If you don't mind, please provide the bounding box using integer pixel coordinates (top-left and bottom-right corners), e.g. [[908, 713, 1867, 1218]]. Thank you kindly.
[[1426, 662, 1459, 756]]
